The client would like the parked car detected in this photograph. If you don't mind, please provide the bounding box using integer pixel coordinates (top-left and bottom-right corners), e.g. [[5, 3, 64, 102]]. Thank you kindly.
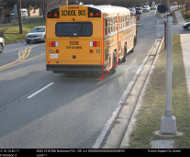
[[136, 7, 143, 15], [183, 22, 190, 30], [26, 26, 46, 44], [150, 5, 157, 10], [143, 5, 150, 12], [129, 7, 136, 16], [0, 37, 5, 53], [10, 8, 28, 19]]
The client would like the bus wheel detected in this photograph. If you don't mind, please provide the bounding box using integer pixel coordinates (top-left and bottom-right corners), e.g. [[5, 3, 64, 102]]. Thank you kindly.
[[110, 51, 117, 74], [121, 44, 127, 62], [130, 37, 137, 53]]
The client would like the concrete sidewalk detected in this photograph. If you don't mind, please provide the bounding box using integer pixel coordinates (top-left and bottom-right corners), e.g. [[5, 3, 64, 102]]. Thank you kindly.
[[120, 10, 190, 149], [181, 34, 190, 95], [175, 10, 190, 95], [150, 10, 190, 148], [175, 10, 186, 24]]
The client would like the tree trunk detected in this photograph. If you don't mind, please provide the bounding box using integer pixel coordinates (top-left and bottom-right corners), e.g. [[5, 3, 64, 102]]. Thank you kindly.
[[17, 0, 23, 34]]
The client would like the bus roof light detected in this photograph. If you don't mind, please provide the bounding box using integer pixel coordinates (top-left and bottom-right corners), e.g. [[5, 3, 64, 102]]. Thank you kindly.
[[48, 13, 53, 18], [53, 13, 58, 18], [89, 12, 94, 17], [47, 8, 59, 18], [95, 12, 100, 17], [88, 7, 101, 18]]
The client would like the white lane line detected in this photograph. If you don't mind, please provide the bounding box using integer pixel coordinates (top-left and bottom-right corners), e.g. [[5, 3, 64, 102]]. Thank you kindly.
[[27, 82, 54, 99]]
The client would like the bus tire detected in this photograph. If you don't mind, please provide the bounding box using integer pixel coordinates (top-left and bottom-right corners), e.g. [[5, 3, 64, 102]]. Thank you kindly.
[[134, 36, 137, 46], [130, 36, 137, 53], [110, 51, 117, 74], [121, 44, 127, 62]]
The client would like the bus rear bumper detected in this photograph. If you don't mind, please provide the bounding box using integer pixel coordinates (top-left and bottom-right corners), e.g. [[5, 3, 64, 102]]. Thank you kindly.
[[46, 64, 106, 72]]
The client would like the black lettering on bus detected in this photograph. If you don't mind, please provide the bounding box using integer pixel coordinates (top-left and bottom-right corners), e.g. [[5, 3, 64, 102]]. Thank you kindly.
[[78, 10, 86, 16], [61, 10, 76, 16], [68, 10, 76, 16], [70, 41, 79, 45]]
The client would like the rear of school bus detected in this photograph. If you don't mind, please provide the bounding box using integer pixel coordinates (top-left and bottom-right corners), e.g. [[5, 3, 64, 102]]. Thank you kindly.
[[46, 5, 104, 72]]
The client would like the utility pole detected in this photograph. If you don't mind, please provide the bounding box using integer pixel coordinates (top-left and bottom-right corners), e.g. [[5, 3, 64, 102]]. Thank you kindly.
[[160, 0, 177, 135], [17, 0, 23, 34]]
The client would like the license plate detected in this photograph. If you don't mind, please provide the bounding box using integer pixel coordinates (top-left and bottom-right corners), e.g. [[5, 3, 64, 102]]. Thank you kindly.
[[50, 54, 58, 58]]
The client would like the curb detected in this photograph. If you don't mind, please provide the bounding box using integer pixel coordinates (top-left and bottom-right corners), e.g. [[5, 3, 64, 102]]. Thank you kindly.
[[120, 37, 164, 148], [95, 37, 164, 148]]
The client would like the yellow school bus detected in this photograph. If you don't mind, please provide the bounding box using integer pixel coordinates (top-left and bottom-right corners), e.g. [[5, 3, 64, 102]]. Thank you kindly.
[[46, 5, 137, 74]]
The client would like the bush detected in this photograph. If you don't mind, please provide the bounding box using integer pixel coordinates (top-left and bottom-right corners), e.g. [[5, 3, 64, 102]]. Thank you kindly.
[[0, 28, 7, 38]]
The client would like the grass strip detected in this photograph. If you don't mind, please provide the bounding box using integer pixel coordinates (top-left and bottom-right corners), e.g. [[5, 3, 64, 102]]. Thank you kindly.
[[1, 17, 46, 43], [128, 34, 190, 148]]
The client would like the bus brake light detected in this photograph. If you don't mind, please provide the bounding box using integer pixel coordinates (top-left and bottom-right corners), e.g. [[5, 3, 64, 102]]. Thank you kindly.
[[90, 41, 100, 47], [49, 41, 59, 47]]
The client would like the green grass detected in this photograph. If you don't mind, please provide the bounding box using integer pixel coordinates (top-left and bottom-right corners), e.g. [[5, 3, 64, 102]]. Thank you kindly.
[[128, 35, 190, 148], [171, 11, 177, 24], [1, 17, 46, 43]]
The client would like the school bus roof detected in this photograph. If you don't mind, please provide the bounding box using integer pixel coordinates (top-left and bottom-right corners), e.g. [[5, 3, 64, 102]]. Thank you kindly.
[[85, 5, 131, 15]]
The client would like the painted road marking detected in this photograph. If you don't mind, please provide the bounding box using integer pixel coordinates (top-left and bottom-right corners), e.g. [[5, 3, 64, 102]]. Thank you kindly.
[[27, 82, 54, 99], [0, 44, 44, 72]]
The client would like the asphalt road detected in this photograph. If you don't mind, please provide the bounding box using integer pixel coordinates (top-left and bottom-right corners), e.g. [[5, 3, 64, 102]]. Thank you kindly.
[[0, 10, 161, 148]]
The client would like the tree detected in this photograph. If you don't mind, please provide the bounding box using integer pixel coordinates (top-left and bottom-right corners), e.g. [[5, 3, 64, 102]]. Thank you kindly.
[[2, 0, 16, 8], [80, 0, 147, 7], [38, 0, 50, 20], [17, 0, 23, 34]]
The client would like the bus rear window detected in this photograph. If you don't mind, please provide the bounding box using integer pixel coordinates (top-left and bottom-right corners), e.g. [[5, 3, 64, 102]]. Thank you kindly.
[[55, 22, 93, 37]]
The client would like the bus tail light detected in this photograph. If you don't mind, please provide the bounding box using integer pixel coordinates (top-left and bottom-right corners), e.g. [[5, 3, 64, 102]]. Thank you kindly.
[[49, 41, 59, 47], [88, 7, 101, 18], [89, 41, 100, 47], [47, 8, 59, 18], [89, 49, 93, 53]]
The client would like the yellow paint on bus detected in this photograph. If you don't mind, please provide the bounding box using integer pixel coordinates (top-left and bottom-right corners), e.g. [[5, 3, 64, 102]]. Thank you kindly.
[[46, 5, 137, 74]]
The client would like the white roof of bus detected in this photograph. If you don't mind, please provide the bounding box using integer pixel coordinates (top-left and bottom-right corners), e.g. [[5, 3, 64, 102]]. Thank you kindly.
[[84, 5, 130, 14]]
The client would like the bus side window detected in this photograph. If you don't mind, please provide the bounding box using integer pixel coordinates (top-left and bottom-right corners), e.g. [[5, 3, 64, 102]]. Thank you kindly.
[[114, 16, 116, 33], [120, 16, 123, 29], [113, 17, 115, 33], [119, 16, 121, 29], [121, 15, 123, 29], [127, 15, 130, 26], [105, 18, 108, 35], [107, 18, 110, 35], [123, 15, 125, 28], [115, 16, 118, 32], [125, 15, 128, 27], [111, 17, 114, 33]]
